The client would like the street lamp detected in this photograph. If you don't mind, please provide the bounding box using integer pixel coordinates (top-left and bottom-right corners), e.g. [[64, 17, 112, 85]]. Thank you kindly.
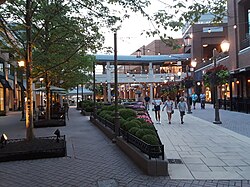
[[18, 60, 25, 121], [39, 77, 44, 109], [114, 32, 120, 137], [186, 60, 197, 114], [213, 39, 230, 124], [136, 49, 142, 58]]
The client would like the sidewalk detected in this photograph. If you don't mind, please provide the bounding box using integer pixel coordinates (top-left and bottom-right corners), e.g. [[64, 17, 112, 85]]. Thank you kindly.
[[1, 107, 250, 186], [148, 104, 250, 180]]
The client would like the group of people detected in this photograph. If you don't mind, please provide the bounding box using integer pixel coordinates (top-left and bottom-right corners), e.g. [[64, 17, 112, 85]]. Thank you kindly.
[[151, 95, 186, 125], [144, 92, 206, 125]]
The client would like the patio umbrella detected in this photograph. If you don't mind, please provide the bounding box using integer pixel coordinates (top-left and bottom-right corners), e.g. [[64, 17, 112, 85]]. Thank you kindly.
[[34, 85, 66, 92]]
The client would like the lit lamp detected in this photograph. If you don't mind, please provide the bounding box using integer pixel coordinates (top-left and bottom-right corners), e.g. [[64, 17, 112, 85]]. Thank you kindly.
[[136, 49, 142, 58], [186, 60, 197, 114], [213, 39, 230, 124], [39, 77, 44, 108], [18, 60, 25, 121]]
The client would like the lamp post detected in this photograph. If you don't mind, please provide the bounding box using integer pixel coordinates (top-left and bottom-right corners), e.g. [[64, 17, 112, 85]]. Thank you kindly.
[[93, 60, 96, 118], [114, 32, 120, 137], [39, 77, 44, 108], [213, 40, 230, 124], [18, 60, 25, 121], [186, 60, 197, 114]]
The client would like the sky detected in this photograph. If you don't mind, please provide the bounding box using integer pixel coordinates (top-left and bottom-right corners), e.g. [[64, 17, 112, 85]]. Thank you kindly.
[[98, 0, 183, 55]]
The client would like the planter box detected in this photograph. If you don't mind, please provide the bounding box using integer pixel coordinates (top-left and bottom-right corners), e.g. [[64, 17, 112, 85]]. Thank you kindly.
[[0, 136, 67, 162], [90, 116, 168, 176]]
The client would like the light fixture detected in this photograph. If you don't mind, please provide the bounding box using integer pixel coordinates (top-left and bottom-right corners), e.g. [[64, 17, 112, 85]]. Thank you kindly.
[[54, 129, 60, 142], [220, 40, 230, 53], [191, 60, 197, 68], [39, 77, 44, 82], [136, 49, 141, 58], [18, 60, 25, 67], [203, 44, 208, 47], [248, 79, 250, 83], [177, 71, 182, 77], [197, 82, 201, 86], [236, 80, 240, 84]]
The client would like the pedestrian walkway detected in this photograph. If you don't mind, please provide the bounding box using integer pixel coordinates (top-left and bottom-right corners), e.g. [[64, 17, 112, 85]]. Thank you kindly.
[[148, 104, 250, 180], [1, 107, 250, 186]]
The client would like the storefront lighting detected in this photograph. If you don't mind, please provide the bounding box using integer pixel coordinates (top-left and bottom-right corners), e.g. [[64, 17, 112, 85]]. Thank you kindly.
[[236, 80, 240, 84], [248, 79, 250, 83]]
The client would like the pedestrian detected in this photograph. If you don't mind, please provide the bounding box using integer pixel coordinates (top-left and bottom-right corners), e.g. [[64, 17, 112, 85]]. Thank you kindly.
[[177, 97, 187, 124], [191, 92, 198, 109], [200, 92, 206, 109], [162, 96, 174, 124], [144, 94, 150, 110], [152, 95, 162, 124]]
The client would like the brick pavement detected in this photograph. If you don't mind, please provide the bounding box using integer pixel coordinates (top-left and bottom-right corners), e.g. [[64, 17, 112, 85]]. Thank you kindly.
[[0, 107, 250, 186]]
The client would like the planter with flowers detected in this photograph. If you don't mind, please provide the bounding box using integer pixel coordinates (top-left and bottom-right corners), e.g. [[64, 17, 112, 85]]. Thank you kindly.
[[182, 76, 194, 88], [203, 65, 230, 87]]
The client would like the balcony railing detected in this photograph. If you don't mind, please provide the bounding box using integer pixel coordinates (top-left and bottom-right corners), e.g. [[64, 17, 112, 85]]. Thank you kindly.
[[240, 34, 250, 50]]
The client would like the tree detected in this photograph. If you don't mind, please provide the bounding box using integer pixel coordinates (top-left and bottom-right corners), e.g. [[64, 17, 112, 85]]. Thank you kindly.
[[0, 0, 151, 140], [144, 0, 227, 44]]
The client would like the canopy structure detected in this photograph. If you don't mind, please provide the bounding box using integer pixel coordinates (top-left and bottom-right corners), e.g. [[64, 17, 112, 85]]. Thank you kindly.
[[67, 88, 93, 95], [94, 54, 191, 65], [34, 85, 66, 93]]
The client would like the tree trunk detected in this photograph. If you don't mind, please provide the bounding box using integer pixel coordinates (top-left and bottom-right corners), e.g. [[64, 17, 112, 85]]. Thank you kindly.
[[25, 0, 34, 140]]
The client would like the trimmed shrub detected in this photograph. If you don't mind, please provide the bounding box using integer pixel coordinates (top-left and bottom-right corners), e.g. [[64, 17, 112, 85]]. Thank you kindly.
[[123, 121, 140, 131], [126, 116, 137, 121], [141, 134, 159, 145], [104, 114, 114, 123], [140, 123, 155, 130], [135, 129, 156, 139], [85, 106, 93, 112], [129, 127, 140, 135], [135, 118, 146, 124], [118, 108, 136, 120], [130, 119, 142, 126]]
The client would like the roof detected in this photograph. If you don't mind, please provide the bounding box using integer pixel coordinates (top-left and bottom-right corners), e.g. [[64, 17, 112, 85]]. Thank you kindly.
[[94, 54, 191, 65]]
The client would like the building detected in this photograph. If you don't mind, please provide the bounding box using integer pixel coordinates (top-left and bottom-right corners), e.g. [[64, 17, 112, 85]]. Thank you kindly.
[[182, 13, 228, 102]]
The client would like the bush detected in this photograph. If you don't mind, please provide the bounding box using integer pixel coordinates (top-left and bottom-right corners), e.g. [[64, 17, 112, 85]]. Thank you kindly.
[[135, 129, 156, 139], [128, 127, 140, 135], [140, 123, 155, 130], [141, 134, 159, 145], [126, 116, 137, 121], [130, 119, 142, 126], [104, 114, 114, 123], [123, 121, 140, 131], [85, 106, 93, 112], [118, 108, 136, 120]]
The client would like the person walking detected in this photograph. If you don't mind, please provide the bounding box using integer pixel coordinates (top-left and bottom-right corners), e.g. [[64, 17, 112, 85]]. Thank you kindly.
[[152, 96, 162, 124], [162, 96, 174, 124], [144, 94, 150, 110], [177, 97, 187, 124], [191, 92, 198, 109], [200, 92, 206, 109]]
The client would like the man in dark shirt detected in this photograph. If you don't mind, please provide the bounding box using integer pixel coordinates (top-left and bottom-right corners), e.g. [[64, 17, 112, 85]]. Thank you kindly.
[[144, 95, 150, 110]]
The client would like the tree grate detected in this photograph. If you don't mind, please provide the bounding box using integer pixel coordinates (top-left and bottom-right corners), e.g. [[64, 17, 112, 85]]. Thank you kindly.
[[167, 159, 183, 164]]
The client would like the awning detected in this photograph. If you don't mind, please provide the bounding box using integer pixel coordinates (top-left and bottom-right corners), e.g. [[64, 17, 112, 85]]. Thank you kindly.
[[0, 75, 12, 89], [17, 81, 26, 91], [34, 85, 66, 92]]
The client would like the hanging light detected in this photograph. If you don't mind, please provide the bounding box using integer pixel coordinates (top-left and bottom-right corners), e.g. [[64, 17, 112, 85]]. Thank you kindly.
[[191, 60, 197, 68], [136, 49, 142, 58], [220, 40, 230, 53]]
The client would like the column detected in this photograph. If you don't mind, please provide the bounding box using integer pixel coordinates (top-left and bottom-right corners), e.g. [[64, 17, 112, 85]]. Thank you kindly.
[[150, 84, 153, 104], [107, 83, 111, 103]]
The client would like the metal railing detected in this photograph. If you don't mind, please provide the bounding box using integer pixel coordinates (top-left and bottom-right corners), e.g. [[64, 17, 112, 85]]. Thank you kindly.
[[120, 128, 164, 160], [95, 115, 164, 160], [218, 98, 250, 113]]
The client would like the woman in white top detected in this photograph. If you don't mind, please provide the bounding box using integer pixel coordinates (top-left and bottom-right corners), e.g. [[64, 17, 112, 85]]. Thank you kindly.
[[152, 97, 162, 124], [162, 96, 174, 124]]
